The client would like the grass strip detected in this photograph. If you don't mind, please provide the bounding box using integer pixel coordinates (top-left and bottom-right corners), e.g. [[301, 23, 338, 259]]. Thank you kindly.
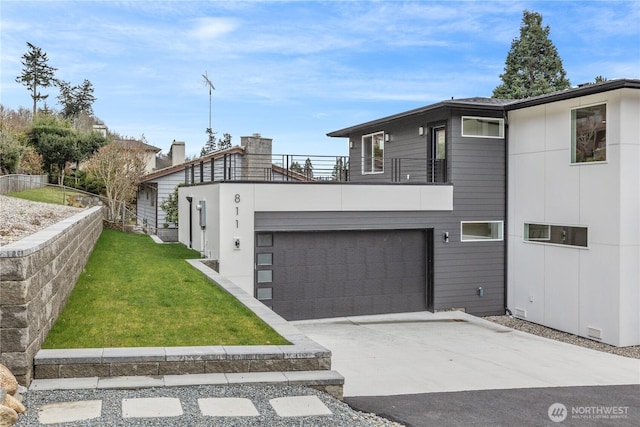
[[8, 185, 84, 205], [43, 229, 288, 348]]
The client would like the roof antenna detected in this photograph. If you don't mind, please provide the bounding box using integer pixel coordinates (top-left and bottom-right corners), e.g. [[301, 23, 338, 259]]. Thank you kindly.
[[202, 71, 215, 147]]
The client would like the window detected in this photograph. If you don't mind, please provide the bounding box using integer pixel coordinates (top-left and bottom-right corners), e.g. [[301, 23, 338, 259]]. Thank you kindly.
[[572, 104, 606, 163], [257, 270, 273, 283], [256, 233, 273, 247], [256, 287, 272, 300], [257, 253, 273, 266], [461, 116, 504, 138], [525, 223, 588, 247], [362, 131, 384, 173], [461, 221, 504, 242], [434, 127, 446, 160], [524, 224, 549, 241]]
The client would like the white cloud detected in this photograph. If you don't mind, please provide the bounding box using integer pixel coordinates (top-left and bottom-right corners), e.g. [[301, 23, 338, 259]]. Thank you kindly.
[[187, 17, 239, 42]]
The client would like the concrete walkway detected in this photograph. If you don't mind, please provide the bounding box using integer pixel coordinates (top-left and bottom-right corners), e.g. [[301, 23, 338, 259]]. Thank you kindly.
[[293, 311, 640, 397]]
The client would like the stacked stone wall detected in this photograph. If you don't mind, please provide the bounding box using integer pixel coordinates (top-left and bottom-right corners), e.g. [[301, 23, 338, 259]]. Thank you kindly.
[[0, 207, 103, 385]]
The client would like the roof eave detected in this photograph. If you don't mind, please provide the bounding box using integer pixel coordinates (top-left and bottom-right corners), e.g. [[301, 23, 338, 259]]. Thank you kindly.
[[327, 99, 508, 138], [505, 79, 640, 111]]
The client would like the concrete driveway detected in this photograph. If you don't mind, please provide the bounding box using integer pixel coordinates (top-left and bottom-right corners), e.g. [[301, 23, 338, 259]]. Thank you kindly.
[[292, 311, 640, 397]]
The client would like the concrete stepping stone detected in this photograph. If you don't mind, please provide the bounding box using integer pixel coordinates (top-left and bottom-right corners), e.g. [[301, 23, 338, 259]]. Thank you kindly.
[[122, 397, 183, 418], [269, 395, 333, 417], [198, 397, 260, 417], [38, 400, 102, 424]]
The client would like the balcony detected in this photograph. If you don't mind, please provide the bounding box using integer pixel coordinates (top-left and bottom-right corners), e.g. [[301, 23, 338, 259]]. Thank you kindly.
[[184, 153, 447, 185]]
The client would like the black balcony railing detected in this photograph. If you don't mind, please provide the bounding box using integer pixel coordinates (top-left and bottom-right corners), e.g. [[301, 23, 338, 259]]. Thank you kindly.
[[184, 154, 447, 185]]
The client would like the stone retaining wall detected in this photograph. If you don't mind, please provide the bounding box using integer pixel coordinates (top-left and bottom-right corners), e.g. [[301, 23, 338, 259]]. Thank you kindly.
[[0, 206, 103, 385], [34, 345, 331, 378]]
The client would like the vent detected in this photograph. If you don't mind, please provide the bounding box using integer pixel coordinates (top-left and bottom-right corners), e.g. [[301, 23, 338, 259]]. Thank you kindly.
[[514, 308, 527, 318], [587, 327, 602, 340]]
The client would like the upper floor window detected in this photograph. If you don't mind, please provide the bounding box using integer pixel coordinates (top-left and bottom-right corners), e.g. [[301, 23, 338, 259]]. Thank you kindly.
[[572, 104, 606, 163], [362, 131, 384, 174], [461, 116, 504, 138]]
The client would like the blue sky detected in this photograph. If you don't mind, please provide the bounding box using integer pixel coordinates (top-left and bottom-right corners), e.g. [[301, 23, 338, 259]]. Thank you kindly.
[[1, 1, 639, 157]]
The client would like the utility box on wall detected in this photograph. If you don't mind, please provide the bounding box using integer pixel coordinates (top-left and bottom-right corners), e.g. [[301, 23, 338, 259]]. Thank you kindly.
[[197, 200, 206, 229]]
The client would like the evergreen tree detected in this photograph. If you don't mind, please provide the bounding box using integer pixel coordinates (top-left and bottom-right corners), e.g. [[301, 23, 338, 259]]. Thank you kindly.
[[200, 132, 232, 156], [290, 161, 303, 174], [493, 10, 570, 99], [26, 115, 106, 184], [303, 157, 314, 178], [57, 79, 96, 118], [202, 130, 217, 156], [15, 43, 58, 116], [331, 157, 346, 181], [160, 185, 180, 226], [218, 133, 232, 150]]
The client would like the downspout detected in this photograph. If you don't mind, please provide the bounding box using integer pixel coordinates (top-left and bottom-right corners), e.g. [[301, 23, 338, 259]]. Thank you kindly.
[[503, 109, 512, 316], [186, 196, 193, 249]]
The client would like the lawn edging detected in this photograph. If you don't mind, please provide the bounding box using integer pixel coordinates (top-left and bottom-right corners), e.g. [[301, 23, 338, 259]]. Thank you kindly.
[[33, 260, 343, 398]]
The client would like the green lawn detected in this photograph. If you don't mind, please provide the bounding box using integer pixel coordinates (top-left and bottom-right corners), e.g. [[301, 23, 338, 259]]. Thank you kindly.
[[8, 185, 84, 206], [43, 229, 288, 348]]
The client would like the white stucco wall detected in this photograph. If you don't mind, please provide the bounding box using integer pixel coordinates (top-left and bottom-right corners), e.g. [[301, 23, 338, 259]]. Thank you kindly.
[[179, 183, 454, 296], [508, 88, 640, 346]]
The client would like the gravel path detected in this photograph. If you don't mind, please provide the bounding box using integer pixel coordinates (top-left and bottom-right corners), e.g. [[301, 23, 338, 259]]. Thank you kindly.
[[0, 195, 82, 246], [15, 385, 403, 427], [484, 315, 640, 359]]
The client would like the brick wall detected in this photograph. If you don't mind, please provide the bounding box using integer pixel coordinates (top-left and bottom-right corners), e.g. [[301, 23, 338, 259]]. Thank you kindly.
[[0, 206, 103, 385]]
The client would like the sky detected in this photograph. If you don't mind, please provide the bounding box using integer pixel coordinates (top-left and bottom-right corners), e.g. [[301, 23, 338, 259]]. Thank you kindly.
[[1, 1, 639, 158]]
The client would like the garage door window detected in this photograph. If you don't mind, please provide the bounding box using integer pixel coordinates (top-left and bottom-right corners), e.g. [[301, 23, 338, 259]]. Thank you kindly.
[[257, 233, 273, 247], [257, 253, 273, 266], [257, 270, 273, 283], [257, 287, 272, 300]]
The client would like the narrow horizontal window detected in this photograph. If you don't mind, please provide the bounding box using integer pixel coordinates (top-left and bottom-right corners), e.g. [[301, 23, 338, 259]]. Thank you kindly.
[[256, 233, 273, 247], [461, 116, 504, 138], [524, 224, 550, 241], [256, 287, 272, 300], [257, 253, 273, 266], [461, 221, 504, 242], [257, 270, 273, 283], [525, 223, 588, 247]]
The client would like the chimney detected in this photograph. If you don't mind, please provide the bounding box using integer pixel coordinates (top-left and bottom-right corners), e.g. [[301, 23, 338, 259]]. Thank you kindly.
[[92, 124, 108, 137], [170, 140, 185, 166], [240, 134, 272, 180]]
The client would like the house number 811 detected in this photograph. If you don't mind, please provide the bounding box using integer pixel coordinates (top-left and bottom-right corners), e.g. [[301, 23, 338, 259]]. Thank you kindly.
[[234, 194, 240, 228]]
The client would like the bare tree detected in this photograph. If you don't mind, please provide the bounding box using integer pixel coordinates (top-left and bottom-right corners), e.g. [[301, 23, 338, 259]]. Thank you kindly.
[[85, 141, 147, 222]]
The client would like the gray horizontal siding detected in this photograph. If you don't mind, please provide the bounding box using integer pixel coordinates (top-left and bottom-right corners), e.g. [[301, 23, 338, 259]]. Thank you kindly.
[[261, 106, 506, 316], [255, 209, 504, 316]]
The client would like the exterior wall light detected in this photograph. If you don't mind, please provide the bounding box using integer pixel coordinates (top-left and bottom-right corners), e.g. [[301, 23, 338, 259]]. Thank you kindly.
[[384, 133, 390, 142], [419, 126, 424, 136]]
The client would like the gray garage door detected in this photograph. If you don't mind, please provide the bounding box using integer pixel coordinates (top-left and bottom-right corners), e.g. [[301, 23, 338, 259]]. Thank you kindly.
[[255, 229, 429, 320]]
